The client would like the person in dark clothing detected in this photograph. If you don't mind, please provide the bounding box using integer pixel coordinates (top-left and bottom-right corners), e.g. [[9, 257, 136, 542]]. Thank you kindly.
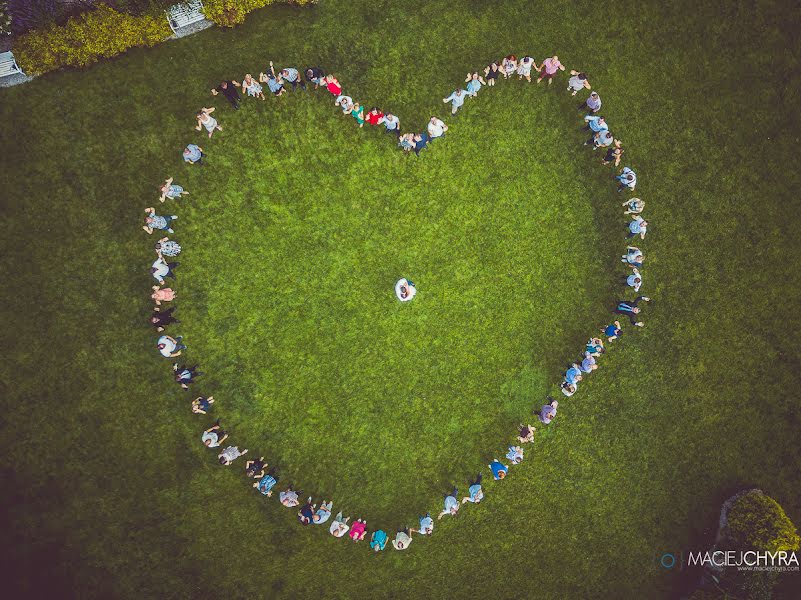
[[150, 307, 179, 332], [245, 456, 267, 478], [413, 132, 429, 156], [614, 296, 651, 326], [173, 363, 203, 390], [211, 80, 242, 109], [304, 66, 325, 88]]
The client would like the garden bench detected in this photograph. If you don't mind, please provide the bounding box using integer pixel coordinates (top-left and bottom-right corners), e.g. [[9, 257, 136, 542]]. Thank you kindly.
[[166, 0, 206, 34], [0, 51, 23, 79]]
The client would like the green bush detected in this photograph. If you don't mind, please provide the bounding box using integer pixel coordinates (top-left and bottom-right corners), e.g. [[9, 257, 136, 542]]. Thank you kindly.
[[727, 490, 800, 553], [14, 4, 170, 75], [203, 0, 314, 28]]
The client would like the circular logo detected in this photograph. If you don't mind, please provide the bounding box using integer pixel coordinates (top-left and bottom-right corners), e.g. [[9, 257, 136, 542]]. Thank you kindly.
[[660, 553, 676, 569]]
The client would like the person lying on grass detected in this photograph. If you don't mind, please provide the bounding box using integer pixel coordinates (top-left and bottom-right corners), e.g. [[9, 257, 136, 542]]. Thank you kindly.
[[603, 321, 623, 342], [489, 459, 508, 480], [195, 107, 222, 139], [210, 80, 241, 109], [437, 487, 460, 520], [173, 362, 202, 390], [244, 456, 267, 479], [191, 396, 214, 415], [370, 529, 388, 552], [150, 305, 177, 331], [254, 471, 279, 496], [538, 398, 559, 424], [411, 513, 434, 536], [517, 56, 536, 82], [159, 176, 189, 202], [615, 296, 651, 327], [329, 512, 350, 538], [392, 528, 412, 550], [150, 286, 176, 309], [241, 73, 265, 100], [201, 423, 227, 448], [157, 334, 184, 358], [567, 70, 592, 96], [461, 473, 483, 504], [518, 423, 536, 443], [465, 72, 485, 95], [349, 519, 367, 542], [218, 445, 247, 466], [143, 207, 177, 235]]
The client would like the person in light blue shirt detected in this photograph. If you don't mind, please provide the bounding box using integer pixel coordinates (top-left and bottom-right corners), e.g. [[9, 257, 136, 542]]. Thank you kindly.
[[591, 130, 614, 149], [626, 268, 642, 292], [461, 473, 484, 504], [413, 513, 434, 535], [442, 89, 467, 114], [506, 445, 524, 465], [464, 72, 485, 96], [488, 459, 508, 480], [627, 216, 648, 239], [617, 167, 637, 192], [370, 529, 388, 552], [539, 399, 559, 423], [437, 487, 460, 519], [565, 364, 583, 385], [260, 63, 286, 97], [580, 351, 597, 374], [313, 500, 333, 524], [584, 115, 608, 132], [183, 144, 203, 165], [622, 246, 644, 268]]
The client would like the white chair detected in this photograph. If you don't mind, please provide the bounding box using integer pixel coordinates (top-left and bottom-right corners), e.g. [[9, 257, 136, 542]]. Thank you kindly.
[[0, 51, 24, 79], [166, 0, 206, 34]]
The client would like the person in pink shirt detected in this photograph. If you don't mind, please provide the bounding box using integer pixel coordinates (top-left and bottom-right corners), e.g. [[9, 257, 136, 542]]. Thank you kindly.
[[151, 285, 176, 306], [348, 518, 367, 541], [537, 55, 565, 84]]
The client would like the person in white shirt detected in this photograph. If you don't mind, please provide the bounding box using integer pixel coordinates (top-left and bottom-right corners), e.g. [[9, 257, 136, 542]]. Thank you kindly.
[[427, 116, 448, 139], [395, 278, 416, 301]]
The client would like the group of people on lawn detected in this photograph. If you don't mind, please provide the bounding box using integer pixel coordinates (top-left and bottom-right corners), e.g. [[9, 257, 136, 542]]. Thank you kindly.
[[143, 51, 651, 553]]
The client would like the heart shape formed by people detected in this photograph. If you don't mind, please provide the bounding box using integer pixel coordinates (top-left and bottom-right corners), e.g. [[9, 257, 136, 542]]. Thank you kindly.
[[147, 60, 644, 545]]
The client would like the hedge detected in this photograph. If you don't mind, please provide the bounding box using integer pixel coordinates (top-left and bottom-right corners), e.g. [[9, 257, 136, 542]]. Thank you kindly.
[[203, 0, 315, 28], [14, 4, 170, 75], [726, 490, 800, 553]]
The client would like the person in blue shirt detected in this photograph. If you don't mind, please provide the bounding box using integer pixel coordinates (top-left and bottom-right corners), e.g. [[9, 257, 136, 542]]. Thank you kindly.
[[412, 513, 434, 536], [370, 529, 388, 552], [506, 445, 524, 465], [580, 351, 598, 374], [627, 216, 648, 239], [488, 459, 508, 480], [565, 363, 583, 385], [442, 89, 468, 114], [602, 321, 622, 341], [626, 268, 642, 293], [279, 64, 305, 90], [461, 473, 484, 504], [615, 296, 651, 326], [259, 62, 286, 97], [583, 115, 608, 132], [253, 471, 279, 496], [297, 497, 315, 525], [437, 487, 460, 519], [413, 132, 429, 156], [182, 144, 204, 165], [617, 167, 637, 192], [622, 246, 644, 268], [464, 72, 485, 96]]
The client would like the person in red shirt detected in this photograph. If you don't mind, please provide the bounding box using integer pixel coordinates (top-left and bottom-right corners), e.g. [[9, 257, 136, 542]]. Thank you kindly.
[[323, 74, 341, 96], [365, 107, 384, 126]]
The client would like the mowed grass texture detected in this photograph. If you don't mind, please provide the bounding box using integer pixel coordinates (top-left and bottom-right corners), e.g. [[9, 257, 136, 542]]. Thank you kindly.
[[1, 1, 800, 599], [176, 85, 611, 515]]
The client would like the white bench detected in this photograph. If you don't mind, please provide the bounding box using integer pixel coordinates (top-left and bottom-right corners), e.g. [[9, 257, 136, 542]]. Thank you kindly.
[[166, 0, 206, 33], [0, 51, 24, 79]]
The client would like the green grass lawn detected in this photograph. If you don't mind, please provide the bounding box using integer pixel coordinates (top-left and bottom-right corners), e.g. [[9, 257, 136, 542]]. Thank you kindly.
[[2, 1, 800, 598]]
